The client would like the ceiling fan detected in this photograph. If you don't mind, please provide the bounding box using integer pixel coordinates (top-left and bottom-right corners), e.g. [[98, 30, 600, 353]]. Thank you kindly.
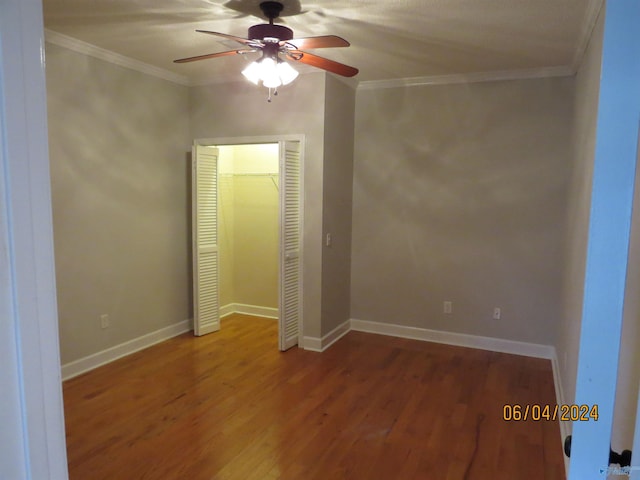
[[174, 0, 358, 94]]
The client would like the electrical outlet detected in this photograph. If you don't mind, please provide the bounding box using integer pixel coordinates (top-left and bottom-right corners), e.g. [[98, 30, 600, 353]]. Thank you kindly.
[[100, 314, 110, 329], [325, 233, 332, 247], [493, 307, 501, 320], [443, 301, 452, 314]]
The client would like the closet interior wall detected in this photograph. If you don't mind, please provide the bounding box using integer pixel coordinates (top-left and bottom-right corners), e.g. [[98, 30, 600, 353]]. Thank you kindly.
[[218, 144, 280, 316]]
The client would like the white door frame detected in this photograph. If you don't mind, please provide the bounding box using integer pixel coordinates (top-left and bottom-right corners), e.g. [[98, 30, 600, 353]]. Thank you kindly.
[[193, 134, 305, 347], [568, 1, 640, 478], [0, 0, 69, 478]]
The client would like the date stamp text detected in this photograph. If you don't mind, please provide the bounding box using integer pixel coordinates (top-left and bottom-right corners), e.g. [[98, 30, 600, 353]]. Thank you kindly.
[[503, 404, 599, 422]]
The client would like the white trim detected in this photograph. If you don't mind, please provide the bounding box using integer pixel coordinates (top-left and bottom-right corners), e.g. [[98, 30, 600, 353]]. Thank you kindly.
[[1, 1, 69, 478], [220, 304, 236, 318], [220, 303, 279, 319], [302, 336, 323, 352], [43, 27, 579, 93], [323, 320, 351, 350], [195, 134, 305, 147], [61, 319, 192, 381], [349, 318, 554, 359], [357, 66, 574, 91], [304, 317, 559, 360], [302, 320, 351, 352], [44, 29, 190, 86]]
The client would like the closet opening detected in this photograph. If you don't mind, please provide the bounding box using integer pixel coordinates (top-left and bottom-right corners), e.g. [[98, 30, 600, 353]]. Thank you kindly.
[[192, 136, 303, 351], [218, 143, 280, 320]]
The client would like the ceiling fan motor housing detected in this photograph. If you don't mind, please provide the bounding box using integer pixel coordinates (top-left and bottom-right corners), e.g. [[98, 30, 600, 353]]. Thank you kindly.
[[248, 24, 293, 42]]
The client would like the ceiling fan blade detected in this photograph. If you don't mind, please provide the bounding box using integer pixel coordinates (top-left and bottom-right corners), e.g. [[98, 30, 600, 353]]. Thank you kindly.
[[283, 35, 350, 50], [288, 50, 358, 77], [196, 29, 253, 46], [174, 49, 254, 63]]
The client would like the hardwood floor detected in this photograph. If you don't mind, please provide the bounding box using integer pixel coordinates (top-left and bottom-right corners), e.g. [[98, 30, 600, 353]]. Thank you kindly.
[[63, 314, 565, 479]]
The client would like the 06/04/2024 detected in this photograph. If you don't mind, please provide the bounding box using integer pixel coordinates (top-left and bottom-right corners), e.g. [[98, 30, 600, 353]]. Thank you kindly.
[[502, 403, 599, 422]]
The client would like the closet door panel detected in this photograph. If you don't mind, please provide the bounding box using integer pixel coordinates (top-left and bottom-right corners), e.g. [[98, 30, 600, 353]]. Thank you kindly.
[[193, 145, 220, 336], [279, 141, 301, 350]]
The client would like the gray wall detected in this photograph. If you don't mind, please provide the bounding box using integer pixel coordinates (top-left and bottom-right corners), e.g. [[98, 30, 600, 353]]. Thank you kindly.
[[46, 43, 191, 364], [351, 77, 574, 344], [321, 76, 356, 335], [190, 74, 327, 338]]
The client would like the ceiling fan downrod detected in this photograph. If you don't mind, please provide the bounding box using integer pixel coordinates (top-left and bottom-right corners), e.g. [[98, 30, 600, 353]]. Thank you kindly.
[[259, 1, 284, 24], [248, 1, 293, 42]]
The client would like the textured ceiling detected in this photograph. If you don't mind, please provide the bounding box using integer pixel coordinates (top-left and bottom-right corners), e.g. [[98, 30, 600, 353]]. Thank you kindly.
[[42, 0, 603, 85]]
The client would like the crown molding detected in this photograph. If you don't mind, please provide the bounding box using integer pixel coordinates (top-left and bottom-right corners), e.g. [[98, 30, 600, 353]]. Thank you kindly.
[[357, 65, 575, 91], [44, 29, 190, 86], [571, 0, 605, 72], [44, 25, 587, 93]]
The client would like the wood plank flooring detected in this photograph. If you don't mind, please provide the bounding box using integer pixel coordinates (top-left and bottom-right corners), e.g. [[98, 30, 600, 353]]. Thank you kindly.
[[63, 314, 566, 479]]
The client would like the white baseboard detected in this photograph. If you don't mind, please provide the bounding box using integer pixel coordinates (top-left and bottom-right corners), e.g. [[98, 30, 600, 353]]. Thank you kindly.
[[303, 320, 351, 352], [303, 317, 557, 360], [302, 336, 322, 351], [61, 319, 192, 381], [220, 303, 278, 319], [220, 304, 235, 318], [350, 318, 555, 359]]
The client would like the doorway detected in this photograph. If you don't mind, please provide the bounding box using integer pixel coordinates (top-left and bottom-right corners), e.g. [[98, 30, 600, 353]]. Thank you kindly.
[[218, 143, 280, 321], [192, 136, 303, 351]]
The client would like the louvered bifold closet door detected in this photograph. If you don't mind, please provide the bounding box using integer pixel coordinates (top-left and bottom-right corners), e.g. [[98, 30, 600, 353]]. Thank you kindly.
[[192, 145, 220, 336], [279, 141, 302, 351]]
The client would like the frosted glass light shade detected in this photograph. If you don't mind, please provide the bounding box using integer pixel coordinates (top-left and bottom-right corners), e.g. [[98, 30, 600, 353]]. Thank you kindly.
[[241, 56, 298, 88], [241, 61, 262, 84], [260, 58, 281, 88], [277, 60, 299, 85]]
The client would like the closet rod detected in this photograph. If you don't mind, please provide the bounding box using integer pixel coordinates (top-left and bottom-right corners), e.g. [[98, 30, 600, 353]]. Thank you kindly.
[[219, 173, 278, 176]]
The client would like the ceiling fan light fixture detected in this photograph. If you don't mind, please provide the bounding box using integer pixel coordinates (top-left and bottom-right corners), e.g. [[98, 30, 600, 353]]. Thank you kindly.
[[277, 59, 299, 85], [174, 0, 358, 101], [241, 60, 262, 84], [241, 55, 299, 89], [260, 57, 281, 88]]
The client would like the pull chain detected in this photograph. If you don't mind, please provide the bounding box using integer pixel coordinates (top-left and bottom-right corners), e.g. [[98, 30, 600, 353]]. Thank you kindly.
[[267, 87, 279, 102]]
